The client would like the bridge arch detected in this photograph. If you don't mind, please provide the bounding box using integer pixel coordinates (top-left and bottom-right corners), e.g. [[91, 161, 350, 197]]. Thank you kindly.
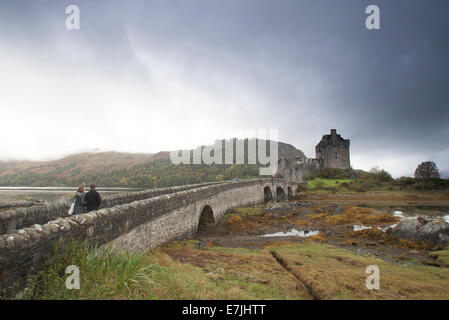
[[263, 186, 274, 202], [276, 186, 286, 201], [198, 205, 215, 232]]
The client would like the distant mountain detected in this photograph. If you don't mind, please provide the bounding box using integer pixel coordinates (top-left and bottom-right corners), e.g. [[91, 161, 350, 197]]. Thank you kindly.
[[277, 141, 306, 163], [0, 140, 306, 187], [0, 151, 164, 178]]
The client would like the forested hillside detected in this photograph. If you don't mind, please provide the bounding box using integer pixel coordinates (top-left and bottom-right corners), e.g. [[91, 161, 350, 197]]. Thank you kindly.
[[0, 140, 304, 187]]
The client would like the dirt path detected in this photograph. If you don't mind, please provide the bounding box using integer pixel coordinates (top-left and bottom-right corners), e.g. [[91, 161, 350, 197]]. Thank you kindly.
[[269, 251, 317, 300]]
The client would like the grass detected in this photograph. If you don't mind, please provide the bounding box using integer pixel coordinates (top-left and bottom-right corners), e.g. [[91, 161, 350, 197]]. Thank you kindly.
[[305, 176, 449, 193], [222, 206, 309, 234], [429, 247, 449, 267], [22, 241, 155, 299], [233, 207, 264, 216], [305, 206, 398, 225], [307, 178, 352, 189], [16, 240, 449, 300], [20, 240, 218, 300], [270, 242, 449, 300], [224, 207, 265, 226], [19, 240, 305, 300], [161, 240, 307, 299]]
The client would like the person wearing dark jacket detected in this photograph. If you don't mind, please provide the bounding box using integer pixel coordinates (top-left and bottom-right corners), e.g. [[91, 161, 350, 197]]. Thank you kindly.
[[84, 183, 101, 212]]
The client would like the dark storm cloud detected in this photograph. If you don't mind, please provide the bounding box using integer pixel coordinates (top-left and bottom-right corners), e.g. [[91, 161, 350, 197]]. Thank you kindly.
[[0, 0, 148, 77], [122, 0, 449, 152], [0, 0, 448, 175]]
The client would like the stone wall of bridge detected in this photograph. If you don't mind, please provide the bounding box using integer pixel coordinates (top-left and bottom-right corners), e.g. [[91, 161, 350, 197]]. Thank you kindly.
[[0, 179, 297, 292], [108, 181, 271, 251]]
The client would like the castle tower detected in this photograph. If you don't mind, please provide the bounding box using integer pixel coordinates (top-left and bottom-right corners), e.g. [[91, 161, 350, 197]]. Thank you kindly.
[[315, 129, 350, 169]]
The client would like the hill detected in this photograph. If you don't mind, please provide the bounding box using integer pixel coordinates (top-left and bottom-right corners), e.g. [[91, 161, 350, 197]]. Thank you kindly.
[[0, 140, 305, 188], [0, 151, 163, 177]]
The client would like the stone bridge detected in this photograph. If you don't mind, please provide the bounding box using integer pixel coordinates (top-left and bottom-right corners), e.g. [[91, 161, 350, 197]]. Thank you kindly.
[[0, 179, 297, 291]]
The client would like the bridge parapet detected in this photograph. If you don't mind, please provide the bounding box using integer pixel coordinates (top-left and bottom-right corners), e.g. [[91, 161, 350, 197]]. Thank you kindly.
[[0, 181, 228, 235]]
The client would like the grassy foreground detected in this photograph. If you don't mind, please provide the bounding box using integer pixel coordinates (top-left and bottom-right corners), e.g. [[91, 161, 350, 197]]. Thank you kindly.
[[19, 240, 304, 300], [20, 241, 249, 300], [271, 243, 449, 299], [16, 239, 449, 300]]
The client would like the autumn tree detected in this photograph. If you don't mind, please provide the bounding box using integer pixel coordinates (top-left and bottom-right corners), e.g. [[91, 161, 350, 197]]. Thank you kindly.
[[414, 161, 440, 181]]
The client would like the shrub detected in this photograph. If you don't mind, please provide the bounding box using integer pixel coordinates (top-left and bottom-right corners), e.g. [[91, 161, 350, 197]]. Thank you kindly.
[[339, 182, 350, 188], [347, 181, 370, 192], [316, 168, 352, 179], [327, 187, 337, 194], [395, 177, 415, 187], [314, 181, 325, 189]]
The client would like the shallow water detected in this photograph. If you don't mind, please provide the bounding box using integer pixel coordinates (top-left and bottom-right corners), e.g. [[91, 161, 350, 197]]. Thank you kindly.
[[354, 208, 449, 233], [393, 211, 405, 218], [353, 224, 397, 232], [262, 229, 319, 238], [353, 225, 372, 231]]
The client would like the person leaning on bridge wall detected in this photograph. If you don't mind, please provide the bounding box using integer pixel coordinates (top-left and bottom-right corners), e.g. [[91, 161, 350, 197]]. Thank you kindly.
[[84, 183, 102, 212], [68, 186, 87, 215], [72, 186, 87, 215]]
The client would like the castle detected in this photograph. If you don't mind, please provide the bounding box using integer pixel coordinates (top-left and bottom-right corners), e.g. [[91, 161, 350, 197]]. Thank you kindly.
[[276, 129, 350, 183]]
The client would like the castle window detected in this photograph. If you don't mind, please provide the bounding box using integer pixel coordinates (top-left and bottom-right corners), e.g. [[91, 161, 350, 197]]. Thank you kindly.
[[335, 152, 338, 160]]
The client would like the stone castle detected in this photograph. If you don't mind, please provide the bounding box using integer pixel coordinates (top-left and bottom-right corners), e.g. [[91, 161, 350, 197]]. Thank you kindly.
[[276, 129, 350, 183]]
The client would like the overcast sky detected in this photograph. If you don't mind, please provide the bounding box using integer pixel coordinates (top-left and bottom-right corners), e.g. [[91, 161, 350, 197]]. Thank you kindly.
[[0, 0, 448, 177]]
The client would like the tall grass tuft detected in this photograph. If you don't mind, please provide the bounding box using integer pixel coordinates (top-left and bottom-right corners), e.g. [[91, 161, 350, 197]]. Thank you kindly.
[[23, 240, 154, 300]]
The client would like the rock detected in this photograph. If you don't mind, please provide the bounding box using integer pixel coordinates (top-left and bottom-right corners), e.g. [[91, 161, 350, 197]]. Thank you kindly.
[[265, 201, 299, 213], [32, 224, 43, 232], [419, 260, 440, 267], [417, 217, 427, 225], [392, 218, 449, 245], [6, 219, 17, 233]]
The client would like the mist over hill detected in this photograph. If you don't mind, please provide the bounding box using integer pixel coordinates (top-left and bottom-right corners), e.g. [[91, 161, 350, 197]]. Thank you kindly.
[[0, 140, 305, 188]]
